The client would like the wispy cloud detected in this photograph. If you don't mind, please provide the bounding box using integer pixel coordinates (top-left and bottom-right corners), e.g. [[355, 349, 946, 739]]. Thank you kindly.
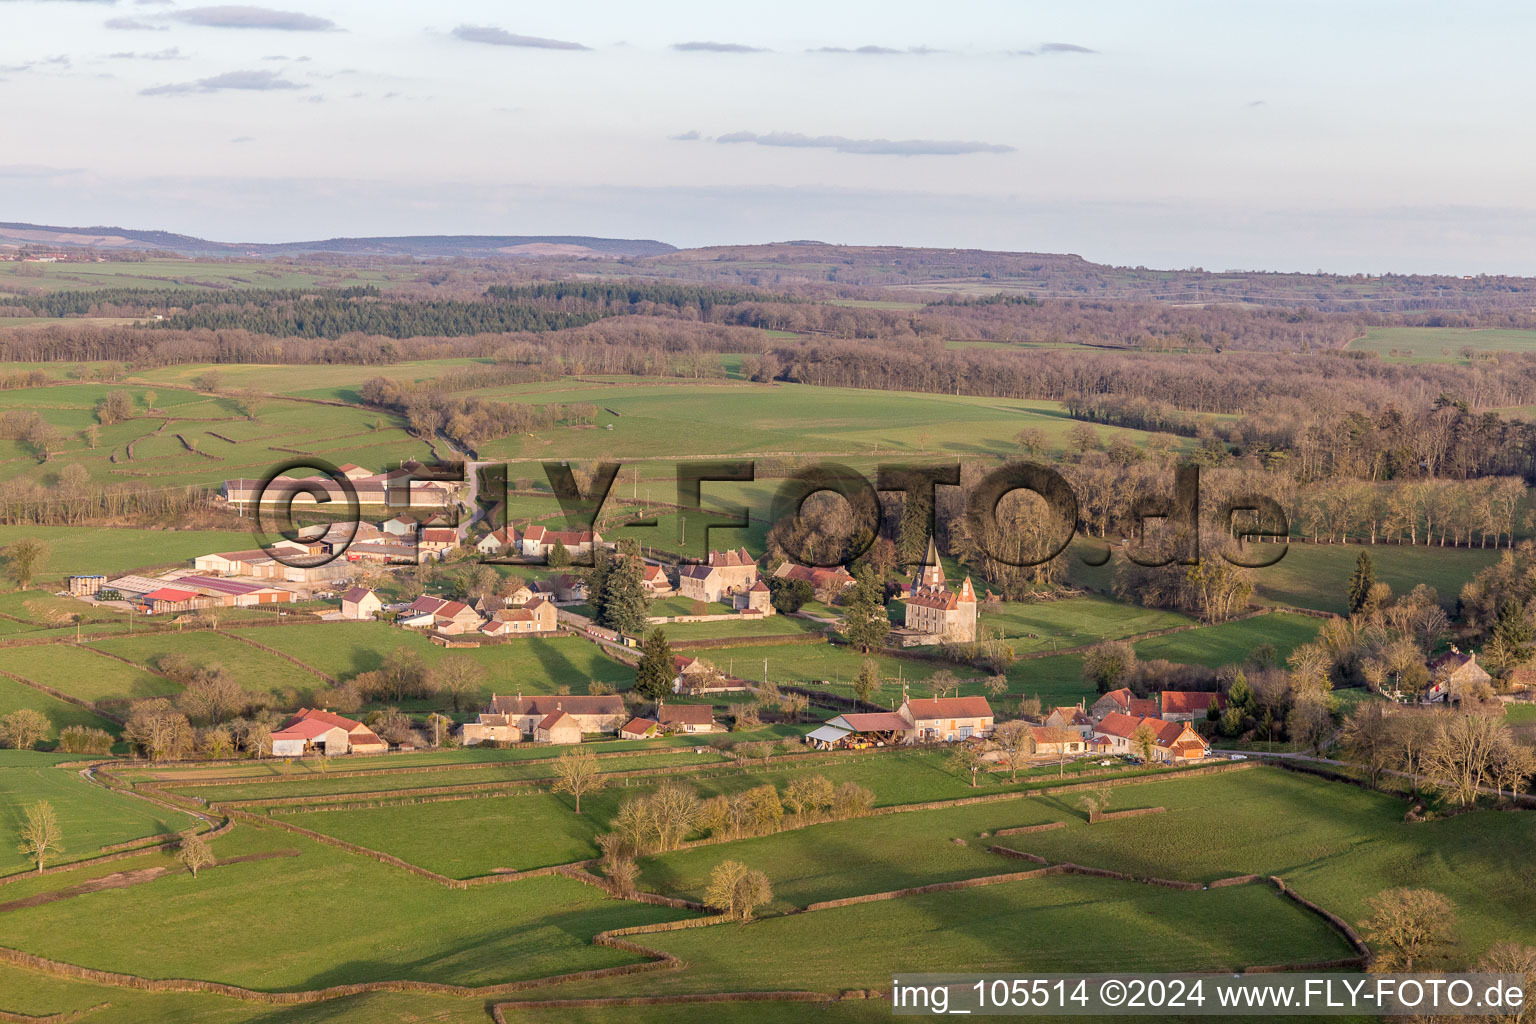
[[450, 25, 590, 50], [141, 68, 306, 94], [108, 47, 187, 60], [708, 130, 1014, 156], [669, 129, 701, 141], [1009, 42, 1097, 56], [672, 41, 767, 53], [169, 6, 337, 31], [810, 45, 906, 55], [105, 16, 167, 30]]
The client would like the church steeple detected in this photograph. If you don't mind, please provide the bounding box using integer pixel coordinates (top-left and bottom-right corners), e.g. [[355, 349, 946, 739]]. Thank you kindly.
[[917, 536, 946, 590]]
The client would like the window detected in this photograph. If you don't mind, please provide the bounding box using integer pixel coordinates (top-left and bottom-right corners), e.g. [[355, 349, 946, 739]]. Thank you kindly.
[[959, 726, 973, 739]]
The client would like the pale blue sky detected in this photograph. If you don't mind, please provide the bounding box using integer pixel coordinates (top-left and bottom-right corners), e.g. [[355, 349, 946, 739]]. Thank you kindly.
[[2, 0, 1534, 272]]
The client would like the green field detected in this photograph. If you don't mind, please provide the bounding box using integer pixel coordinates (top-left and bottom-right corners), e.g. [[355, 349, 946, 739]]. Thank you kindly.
[[1022, 766, 1536, 964], [88, 630, 323, 698], [0, 673, 122, 739], [0, 643, 178, 703], [977, 595, 1192, 652], [265, 751, 1179, 879], [226, 623, 633, 699], [0, 825, 688, 990], [0, 525, 252, 579], [1132, 611, 1320, 668], [0, 753, 199, 875], [1248, 543, 1500, 615], [1349, 326, 1536, 363], [0, 258, 409, 294]]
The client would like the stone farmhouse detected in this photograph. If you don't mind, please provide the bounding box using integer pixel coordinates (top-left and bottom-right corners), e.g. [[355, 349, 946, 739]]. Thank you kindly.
[[1426, 649, 1493, 702], [271, 708, 387, 757], [899, 695, 994, 743], [1091, 687, 1159, 721], [1160, 691, 1226, 721], [339, 587, 382, 620], [461, 694, 626, 745], [1092, 712, 1210, 763]]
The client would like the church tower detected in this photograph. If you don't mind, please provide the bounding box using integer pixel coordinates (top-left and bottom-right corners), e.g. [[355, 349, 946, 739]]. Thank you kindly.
[[917, 536, 946, 590]]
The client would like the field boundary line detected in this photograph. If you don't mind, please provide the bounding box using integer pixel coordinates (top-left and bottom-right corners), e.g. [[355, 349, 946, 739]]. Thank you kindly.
[[490, 991, 835, 1022], [980, 846, 1370, 970], [0, 1002, 111, 1024], [213, 629, 336, 683], [0, 669, 124, 726]]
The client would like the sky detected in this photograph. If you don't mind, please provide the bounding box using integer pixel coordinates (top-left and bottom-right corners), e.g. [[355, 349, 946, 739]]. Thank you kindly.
[[3, 0, 1536, 274]]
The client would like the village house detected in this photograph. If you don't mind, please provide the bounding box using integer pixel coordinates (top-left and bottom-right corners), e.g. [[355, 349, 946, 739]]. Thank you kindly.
[[336, 463, 374, 481], [520, 525, 603, 560], [620, 717, 660, 740], [398, 596, 482, 633], [382, 514, 418, 538], [481, 597, 558, 636], [773, 561, 856, 596], [461, 694, 626, 744], [1092, 712, 1210, 763], [530, 573, 587, 603], [656, 701, 718, 734], [417, 528, 459, 559], [899, 539, 978, 643], [1091, 687, 1159, 721], [677, 563, 725, 603], [340, 587, 382, 620], [1028, 725, 1086, 759], [1160, 691, 1226, 722], [639, 562, 674, 597], [534, 709, 583, 745], [271, 708, 387, 757], [1044, 704, 1094, 737], [899, 695, 994, 743], [475, 527, 518, 556], [1426, 649, 1493, 702]]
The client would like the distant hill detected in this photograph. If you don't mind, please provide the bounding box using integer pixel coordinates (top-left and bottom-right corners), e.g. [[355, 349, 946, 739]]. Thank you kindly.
[[0, 222, 675, 259]]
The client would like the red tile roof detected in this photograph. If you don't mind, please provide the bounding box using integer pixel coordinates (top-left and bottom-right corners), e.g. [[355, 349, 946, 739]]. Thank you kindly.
[[538, 710, 576, 731], [490, 694, 624, 716], [833, 712, 911, 733], [1161, 691, 1225, 716], [620, 717, 659, 736], [341, 587, 375, 603], [658, 703, 714, 726], [904, 696, 993, 721]]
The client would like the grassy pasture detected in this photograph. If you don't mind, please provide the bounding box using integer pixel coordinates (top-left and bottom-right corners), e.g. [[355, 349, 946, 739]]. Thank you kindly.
[[0, 526, 252, 579], [0, 673, 122, 739], [1132, 611, 1320, 668], [978, 595, 1192, 652], [0, 643, 178, 703], [0, 754, 199, 875], [0, 825, 689, 990], [0, 259, 407, 293], [168, 749, 729, 803], [1022, 765, 1536, 964], [265, 751, 1174, 878], [226, 622, 633, 697], [0, 962, 495, 1024], [624, 875, 1351, 994], [88, 630, 322, 697], [1248, 543, 1499, 615], [1349, 326, 1536, 363]]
